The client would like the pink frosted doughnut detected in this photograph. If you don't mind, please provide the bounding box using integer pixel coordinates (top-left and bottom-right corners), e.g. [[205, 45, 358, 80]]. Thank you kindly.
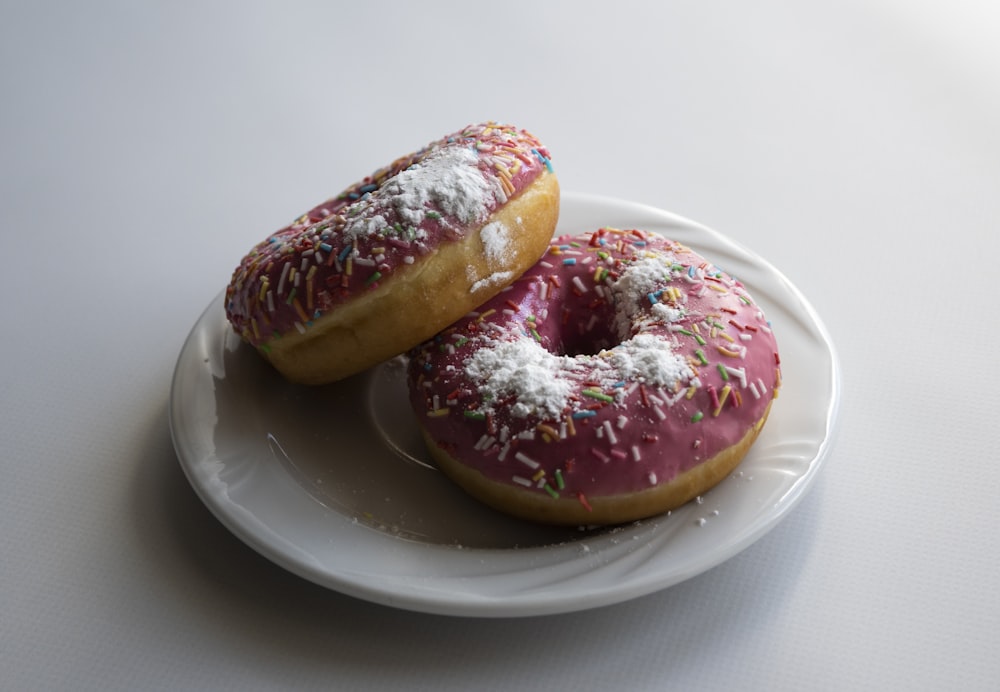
[[408, 228, 781, 526], [225, 122, 559, 384]]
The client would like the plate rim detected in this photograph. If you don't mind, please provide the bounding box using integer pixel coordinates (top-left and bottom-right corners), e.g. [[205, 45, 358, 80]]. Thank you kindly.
[[169, 191, 841, 617]]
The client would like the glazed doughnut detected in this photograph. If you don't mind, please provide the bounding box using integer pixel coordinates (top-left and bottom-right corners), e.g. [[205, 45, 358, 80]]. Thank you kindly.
[[408, 228, 781, 526], [225, 122, 559, 384]]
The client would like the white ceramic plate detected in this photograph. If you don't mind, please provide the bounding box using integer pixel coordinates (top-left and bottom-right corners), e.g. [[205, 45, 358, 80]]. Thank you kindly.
[[169, 192, 840, 617]]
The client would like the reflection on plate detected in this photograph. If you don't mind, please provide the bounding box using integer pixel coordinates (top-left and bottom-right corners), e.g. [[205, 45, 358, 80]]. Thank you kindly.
[[169, 192, 840, 617]]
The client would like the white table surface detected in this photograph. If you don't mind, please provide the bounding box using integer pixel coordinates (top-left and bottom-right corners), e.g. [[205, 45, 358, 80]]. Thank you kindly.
[[3, 1, 999, 690]]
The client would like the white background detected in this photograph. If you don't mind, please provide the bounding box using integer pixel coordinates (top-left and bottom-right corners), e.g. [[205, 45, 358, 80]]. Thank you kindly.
[[3, 1, 999, 689]]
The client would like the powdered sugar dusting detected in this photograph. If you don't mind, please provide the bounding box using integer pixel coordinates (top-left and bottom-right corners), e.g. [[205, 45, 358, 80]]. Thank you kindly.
[[650, 302, 684, 323], [464, 338, 582, 419], [480, 220, 512, 267], [608, 333, 693, 387], [470, 270, 513, 293], [464, 328, 691, 419], [343, 147, 494, 240], [609, 256, 679, 337], [613, 256, 674, 299]]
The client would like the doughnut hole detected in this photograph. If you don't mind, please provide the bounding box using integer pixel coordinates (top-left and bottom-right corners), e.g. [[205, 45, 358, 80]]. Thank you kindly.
[[534, 282, 628, 358]]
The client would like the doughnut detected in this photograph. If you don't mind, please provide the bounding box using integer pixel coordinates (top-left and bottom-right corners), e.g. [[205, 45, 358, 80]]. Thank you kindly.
[[407, 228, 781, 526], [224, 122, 559, 384]]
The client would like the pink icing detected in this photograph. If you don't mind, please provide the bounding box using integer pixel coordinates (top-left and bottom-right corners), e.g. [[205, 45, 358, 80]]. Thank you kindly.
[[225, 122, 553, 349], [408, 228, 781, 504]]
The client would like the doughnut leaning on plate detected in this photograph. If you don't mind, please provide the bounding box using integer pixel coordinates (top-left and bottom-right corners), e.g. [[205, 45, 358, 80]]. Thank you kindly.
[[408, 228, 781, 526], [225, 122, 559, 384]]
